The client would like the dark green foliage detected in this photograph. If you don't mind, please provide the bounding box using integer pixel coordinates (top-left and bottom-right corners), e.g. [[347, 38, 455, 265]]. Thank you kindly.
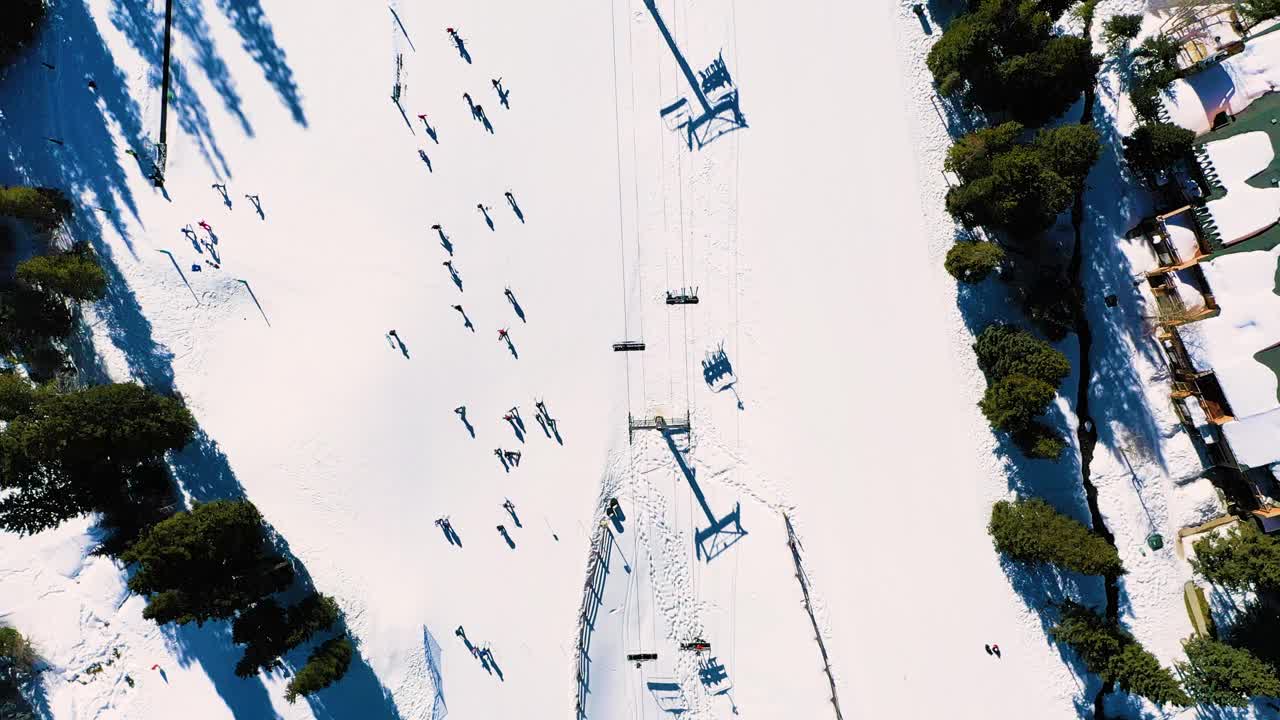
[[0, 286, 74, 350], [0, 383, 195, 534], [1123, 122, 1196, 182], [1178, 636, 1280, 707], [0, 373, 37, 421], [17, 243, 107, 301], [1050, 601, 1190, 706], [0, 187, 70, 230], [1130, 35, 1182, 123], [1102, 14, 1143, 47], [233, 592, 341, 677], [1226, 602, 1280, 670], [1015, 421, 1067, 460], [945, 124, 1099, 237], [1021, 269, 1076, 341], [1241, 0, 1280, 26], [945, 241, 1004, 283], [123, 500, 294, 626], [0, 0, 45, 71], [927, 0, 1098, 126], [989, 498, 1123, 576], [0, 626, 37, 720], [979, 374, 1056, 432], [974, 324, 1070, 387], [285, 636, 353, 703], [1191, 523, 1280, 593]]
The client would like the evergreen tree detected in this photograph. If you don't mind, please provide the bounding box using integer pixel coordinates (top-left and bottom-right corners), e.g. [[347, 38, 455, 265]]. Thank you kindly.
[[1178, 636, 1280, 707], [0, 186, 70, 230], [0, 285, 74, 352], [122, 500, 294, 626], [233, 592, 341, 677], [17, 243, 107, 301], [945, 126, 1098, 238], [945, 241, 1004, 283], [927, 0, 1096, 126], [1227, 602, 1280, 670], [1050, 601, 1190, 706], [979, 374, 1056, 432], [285, 636, 353, 703], [0, 0, 46, 70], [1130, 35, 1182, 122], [989, 498, 1123, 576], [1241, 0, 1280, 26], [0, 626, 37, 720], [1192, 523, 1280, 593], [1102, 14, 1143, 47], [0, 373, 37, 421], [974, 324, 1071, 387], [0, 383, 195, 534], [1015, 422, 1067, 460], [1123, 122, 1196, 182]]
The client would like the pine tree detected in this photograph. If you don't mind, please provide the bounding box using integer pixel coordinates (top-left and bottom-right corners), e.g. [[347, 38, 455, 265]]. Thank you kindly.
[[989, 498, 1123, 576], [0, 0, 46, 70], [285, 636, 353, 703], [1178, 636, 1280, 707], [0, 383, 196, 534], [233, 592, 341, 677], [1102, 14, 1143, 47], [16, 243, 108, 301], [1191, 523, 1280, 593], [1123, 122, 1196, 183], [0, 186, 69, 229], [0, 626, 38, 720], [974, 324, 1070, 387], [1240, 0, 1280, 26], [979, 374, 1056, 432], [945, 242, 1004, 283], [1049, 602, 1189, 707], [122, 500, 294, 626]]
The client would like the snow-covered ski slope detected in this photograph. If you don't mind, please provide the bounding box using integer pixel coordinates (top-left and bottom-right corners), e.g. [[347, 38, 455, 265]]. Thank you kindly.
[[0, 0, 1115, 718]]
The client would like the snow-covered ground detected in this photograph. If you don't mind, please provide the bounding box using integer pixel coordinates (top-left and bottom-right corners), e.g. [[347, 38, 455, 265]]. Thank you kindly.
[[3, 0, 1269, 718]]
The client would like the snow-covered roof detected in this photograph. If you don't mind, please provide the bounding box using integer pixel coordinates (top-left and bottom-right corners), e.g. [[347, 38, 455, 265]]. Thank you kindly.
[[1222, 407, 1280, 467], [1171, 267, 1208, 308], [1166, 31, 1280, 134], [1179, 244, 1280, 432], [1164, 209, 1203, 261], [1203, 132, 1280, 245]]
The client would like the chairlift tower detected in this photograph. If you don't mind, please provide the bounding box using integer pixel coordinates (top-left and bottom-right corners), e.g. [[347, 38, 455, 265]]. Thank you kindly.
[[627, 413, 690, 443]]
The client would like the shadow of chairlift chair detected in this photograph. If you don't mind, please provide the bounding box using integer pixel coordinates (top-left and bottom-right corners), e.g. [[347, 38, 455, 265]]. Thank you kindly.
[[644, 0, 747, 150]]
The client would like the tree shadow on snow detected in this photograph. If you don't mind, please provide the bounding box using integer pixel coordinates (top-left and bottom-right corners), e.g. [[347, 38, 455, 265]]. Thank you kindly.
[[1, 6, 388, 715]]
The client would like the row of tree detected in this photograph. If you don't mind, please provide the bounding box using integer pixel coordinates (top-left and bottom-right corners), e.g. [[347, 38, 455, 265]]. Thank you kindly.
[[0, 197, 355, 699], [930, 1, 1200, 709], [124, 500, 353, 700]]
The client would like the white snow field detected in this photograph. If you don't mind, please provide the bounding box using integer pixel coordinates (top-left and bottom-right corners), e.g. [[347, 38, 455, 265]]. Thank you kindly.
[[0, 0, 1222, 719]]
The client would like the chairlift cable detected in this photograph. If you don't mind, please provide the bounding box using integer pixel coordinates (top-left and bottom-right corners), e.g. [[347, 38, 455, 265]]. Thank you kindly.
[[609, 0, 635, 429]]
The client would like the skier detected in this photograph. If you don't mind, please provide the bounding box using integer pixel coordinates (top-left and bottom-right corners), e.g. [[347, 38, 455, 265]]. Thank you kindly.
[[991, 644, 1001, 658], [389, 329, 399, 339], [492, 78, 510, 109], [504, 450, 521, 466], [454, 405, 467, 416], [443, 260, 454, 270], [497, 328, 509, 341], [503, 499, 515, 513], [197, 220, 212, 233]]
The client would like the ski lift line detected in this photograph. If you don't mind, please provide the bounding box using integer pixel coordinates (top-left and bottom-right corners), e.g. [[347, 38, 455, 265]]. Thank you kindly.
[[609, 0, 637, 430]]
